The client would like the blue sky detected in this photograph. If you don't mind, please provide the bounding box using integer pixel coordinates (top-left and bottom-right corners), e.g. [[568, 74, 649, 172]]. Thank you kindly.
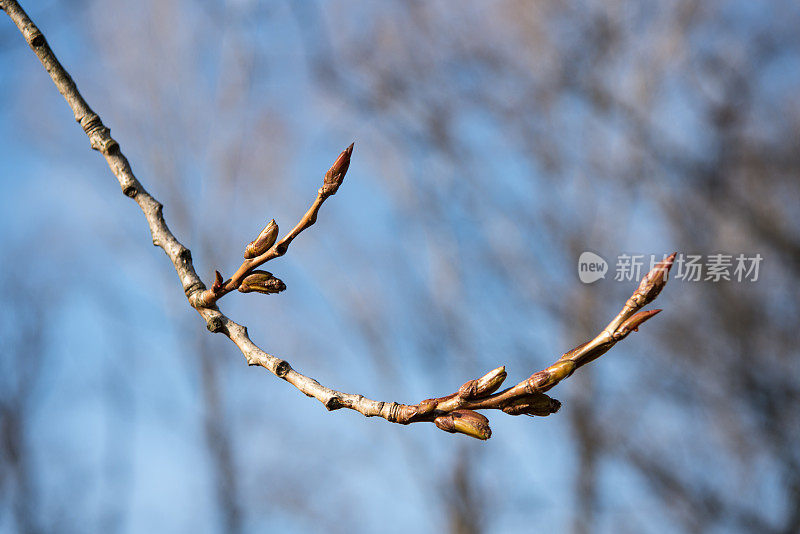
[[2, 1, 797, 533]]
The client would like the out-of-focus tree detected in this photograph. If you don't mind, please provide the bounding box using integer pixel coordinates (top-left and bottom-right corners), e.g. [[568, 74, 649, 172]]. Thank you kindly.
[[0, 272, 47, 534], [2, 0, 799, 533], [292, 1, 800, 532]]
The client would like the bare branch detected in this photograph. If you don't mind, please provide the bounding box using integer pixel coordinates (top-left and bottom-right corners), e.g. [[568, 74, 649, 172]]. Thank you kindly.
[[0, 0, 675, 439]]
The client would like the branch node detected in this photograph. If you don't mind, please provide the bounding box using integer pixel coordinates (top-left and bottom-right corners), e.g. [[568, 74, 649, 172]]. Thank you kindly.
[[178, 247, 192, 265], [206, 316, 225, 334], [29, 32, 44, 48], [386, 402, 402, 423], [79, 113, 118, 153], [275, 359, 291, 378], [184, 280, 206, 299], [325, 396, 343, 411], [122, 184, 138, 198], [416, 398, 438, 417]]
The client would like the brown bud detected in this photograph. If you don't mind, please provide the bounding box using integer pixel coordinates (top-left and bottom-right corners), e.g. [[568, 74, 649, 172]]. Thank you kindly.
[[525, 370, 551, 393], [458, 366, 507, 399], [244, 219, 279, 259], [416, 398, 438, 417], [321, 143, 354, 197], [212, 270, 224, 293], [238, 270, 286, 294], [434, 410, 491, 440], [635, 252, 676, 306], [502, 393, 561, 416], [525, 359, 575, 393]]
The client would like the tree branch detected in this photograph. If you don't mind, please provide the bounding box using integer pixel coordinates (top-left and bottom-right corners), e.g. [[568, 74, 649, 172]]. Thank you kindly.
[[1, 0, 675, 439]]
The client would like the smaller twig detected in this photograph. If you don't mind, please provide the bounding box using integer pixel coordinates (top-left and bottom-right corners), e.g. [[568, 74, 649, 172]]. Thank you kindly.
[[195, 143, 354, 307], [384, 253, 676, 439]]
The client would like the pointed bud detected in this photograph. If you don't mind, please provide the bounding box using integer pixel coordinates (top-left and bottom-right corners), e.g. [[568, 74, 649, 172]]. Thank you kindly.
[[212, 270, 224, 293], [635, 252, 676, 306], [458, 366, 507, 399], [434, 410, 491, 440], [502, 393, 561, 416], [321, 143, 354, 197], [617, 309, 662, 337], [238, 270, 286, 294], [244, 219, 279, 259]]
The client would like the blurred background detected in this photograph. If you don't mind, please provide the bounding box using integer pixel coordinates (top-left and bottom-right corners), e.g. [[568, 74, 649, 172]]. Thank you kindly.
[[1, 1, 799, 532]]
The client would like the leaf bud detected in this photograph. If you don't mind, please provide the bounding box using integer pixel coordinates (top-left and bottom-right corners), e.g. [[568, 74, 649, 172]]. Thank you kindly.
[[434, 409, 492, 440], [458, 366, 507, 399], [501, 393, 561, 416], [321, 143, 354, 197], [238, 270, 286, 294], [244, 219, 279, 259]]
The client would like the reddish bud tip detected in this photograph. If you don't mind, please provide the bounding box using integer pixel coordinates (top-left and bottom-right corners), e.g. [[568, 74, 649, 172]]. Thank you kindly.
[[321, 142, 354, 196], [658, 252, 677, 274]]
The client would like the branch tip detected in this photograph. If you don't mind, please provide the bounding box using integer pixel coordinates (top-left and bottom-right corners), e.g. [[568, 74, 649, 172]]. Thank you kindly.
[[321, 142, 354, 196], [631, 252, 676, 308]]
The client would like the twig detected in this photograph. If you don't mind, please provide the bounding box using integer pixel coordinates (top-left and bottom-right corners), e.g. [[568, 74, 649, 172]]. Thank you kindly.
[[1, 0, 675, 439], [195, 143, 353, 307]]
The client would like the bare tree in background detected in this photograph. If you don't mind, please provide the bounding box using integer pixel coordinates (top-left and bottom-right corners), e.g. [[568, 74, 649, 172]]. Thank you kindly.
[[84, 2, 286, 532], [293, 1, 800, 532], [0, 274, 46, 534], [3, 1, 798, 533]]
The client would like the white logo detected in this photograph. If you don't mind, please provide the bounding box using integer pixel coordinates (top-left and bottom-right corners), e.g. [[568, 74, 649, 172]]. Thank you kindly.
[[578, 252, 608, 284]]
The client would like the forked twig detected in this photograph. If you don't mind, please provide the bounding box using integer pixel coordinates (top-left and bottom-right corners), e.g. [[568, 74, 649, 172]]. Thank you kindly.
[[1, 0, 675, 439], [194, 143, 353, 307]]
